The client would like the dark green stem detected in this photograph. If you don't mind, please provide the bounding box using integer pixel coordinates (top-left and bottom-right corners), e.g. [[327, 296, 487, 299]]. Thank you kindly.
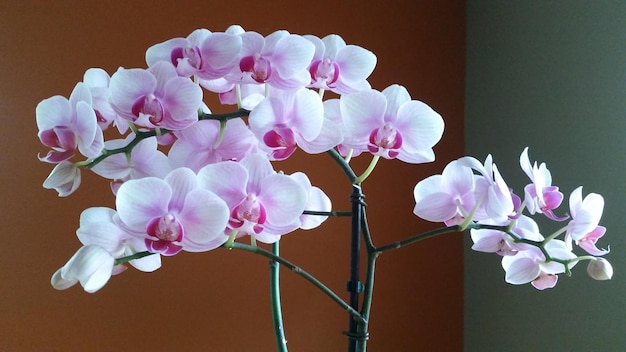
[[270, 241, 288, 352], [198, 108, 250, 122], [326, 149, 357, 184], [84, 109, 250, 170], [114, 251, 154, 266]]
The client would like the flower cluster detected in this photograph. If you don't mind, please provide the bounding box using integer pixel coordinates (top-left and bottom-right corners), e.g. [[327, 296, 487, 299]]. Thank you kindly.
[[38, 25, 610, 297], [38, 25, 446, 292], [413, 147, 612, 289]]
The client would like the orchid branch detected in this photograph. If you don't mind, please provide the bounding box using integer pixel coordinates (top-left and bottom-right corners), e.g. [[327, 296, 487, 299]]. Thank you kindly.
[[227, 242, 367, 325], [270, 241, 288, 352]]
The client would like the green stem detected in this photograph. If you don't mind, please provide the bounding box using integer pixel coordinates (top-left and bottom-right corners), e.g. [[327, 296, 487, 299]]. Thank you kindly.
[[198, 108, 250, 122], [227, 242, 366, 325], [355, 209, 377, 352], [326, 149, 357, 184], [376, 225, 463, 254], [270, 241, 288, 352], [114, 251, 154, 266], [353, 155, 380, 185]]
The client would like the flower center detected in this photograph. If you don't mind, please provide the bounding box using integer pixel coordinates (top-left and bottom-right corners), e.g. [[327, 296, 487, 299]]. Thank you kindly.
[[240, 53, 272, 83], [368, 123, 403, 158], [171, 46, 203, 70], [230, 194, 267, 235], [263, 125, 297, 160], [131, 93, 165, 125], [309, 58, 340, 86], [147, 213, 184, 242]]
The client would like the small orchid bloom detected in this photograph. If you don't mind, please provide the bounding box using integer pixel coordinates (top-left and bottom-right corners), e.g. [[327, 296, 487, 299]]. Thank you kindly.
[[501, 240, 576, 290], [341, 85, 444, 163], [198, 154, 308, 243], [43, 160, 81, 197], [168, 118, 259, 172], [75, 207, 161, 272], [91, 134, 171, 182], [413, 159, 476, 225], [146, 29, 242, 80], [82, 68, 125, 132], [304, 34, 376, 94], [471, 215, 543, 256], [249, 88, 325, 160], [519, 147, 567, 221], [458, 155, 514, 223], [223, 30, 315, 90], [115, 167, 230, 255], [51, 245, 120, 293], [587, 258, 613, 280], [109, 61, 202, 130], [565, 186, 609, 255], [289, 172, 332, 230], [36, 82, 104, 163]]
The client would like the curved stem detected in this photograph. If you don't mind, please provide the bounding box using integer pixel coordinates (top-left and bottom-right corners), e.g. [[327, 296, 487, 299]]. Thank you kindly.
[[354, 155, 380, 185], [270, 241, 288, 352], [228, 242, 366, 325], [326, 149, 357, 184], [198, 108, 250, 122], [376, 225, 463, 254], [355, 208, 377, 352]]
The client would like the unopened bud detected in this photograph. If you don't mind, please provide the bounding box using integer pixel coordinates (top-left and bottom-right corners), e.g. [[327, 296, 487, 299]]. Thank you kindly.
[[587, 258, 613, 280]]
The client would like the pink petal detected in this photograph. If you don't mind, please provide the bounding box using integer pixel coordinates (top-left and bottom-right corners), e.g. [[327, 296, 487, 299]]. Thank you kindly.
[[504, 257, 541, 285], [259, 174, 307, 227], [36, 96, 73, 131], [178, 189, 229, 251], [116, 177, 171, 231], [164, 167, 198, 212]]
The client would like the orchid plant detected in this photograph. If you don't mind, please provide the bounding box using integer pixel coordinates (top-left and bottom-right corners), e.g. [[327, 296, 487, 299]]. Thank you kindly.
[[37, 25, 612, 352]]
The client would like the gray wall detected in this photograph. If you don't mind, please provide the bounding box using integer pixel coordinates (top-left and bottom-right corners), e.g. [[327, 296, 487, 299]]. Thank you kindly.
[[465, 2, 626, 351]]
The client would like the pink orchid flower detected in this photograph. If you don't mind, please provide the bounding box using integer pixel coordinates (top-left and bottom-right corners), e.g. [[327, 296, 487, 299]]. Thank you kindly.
[[340, 84, 444, 163], [146, 28, 242, 80], [76, 207, 161, 272], [169, 118, 259, 171], [115, 167, 230, 256], [223, 30, 315, 90], [413, 159, 477, 225], [304, 34, 376, 94], [109, 61, 202, 130], [248, 88, 325, 160], [42, 161, 81, 197], [90, 134, 171, 182], [197, 154, 308, 243], [519, 147, 567, 221], [501, 240, 576, 290], [457, 155, 514, 223], [36, 82, 104, 163], [471, 215, 543, 256], [565, 186, 609, 256], [51, 245, 120, 293]]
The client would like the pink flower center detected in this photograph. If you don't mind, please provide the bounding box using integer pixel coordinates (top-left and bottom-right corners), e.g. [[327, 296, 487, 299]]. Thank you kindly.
[[309, 58, 340, 86], [171, 46, 203, 70], [263, 125, 297, 160], [147, 213, 184, 242], [145, 213, 184, 256], [368, 123, 403, 158], [131, 93, 165, 125], [240, 53, 272, 83], [230, 194, 267, 235]]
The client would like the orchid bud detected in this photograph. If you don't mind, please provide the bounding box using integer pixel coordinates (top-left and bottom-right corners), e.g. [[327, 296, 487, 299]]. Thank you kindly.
[[587, 257, 613, 280]]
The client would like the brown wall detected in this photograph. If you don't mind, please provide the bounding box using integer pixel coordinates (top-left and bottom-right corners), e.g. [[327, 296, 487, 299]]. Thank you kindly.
[[0, 1, 465, 351]]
